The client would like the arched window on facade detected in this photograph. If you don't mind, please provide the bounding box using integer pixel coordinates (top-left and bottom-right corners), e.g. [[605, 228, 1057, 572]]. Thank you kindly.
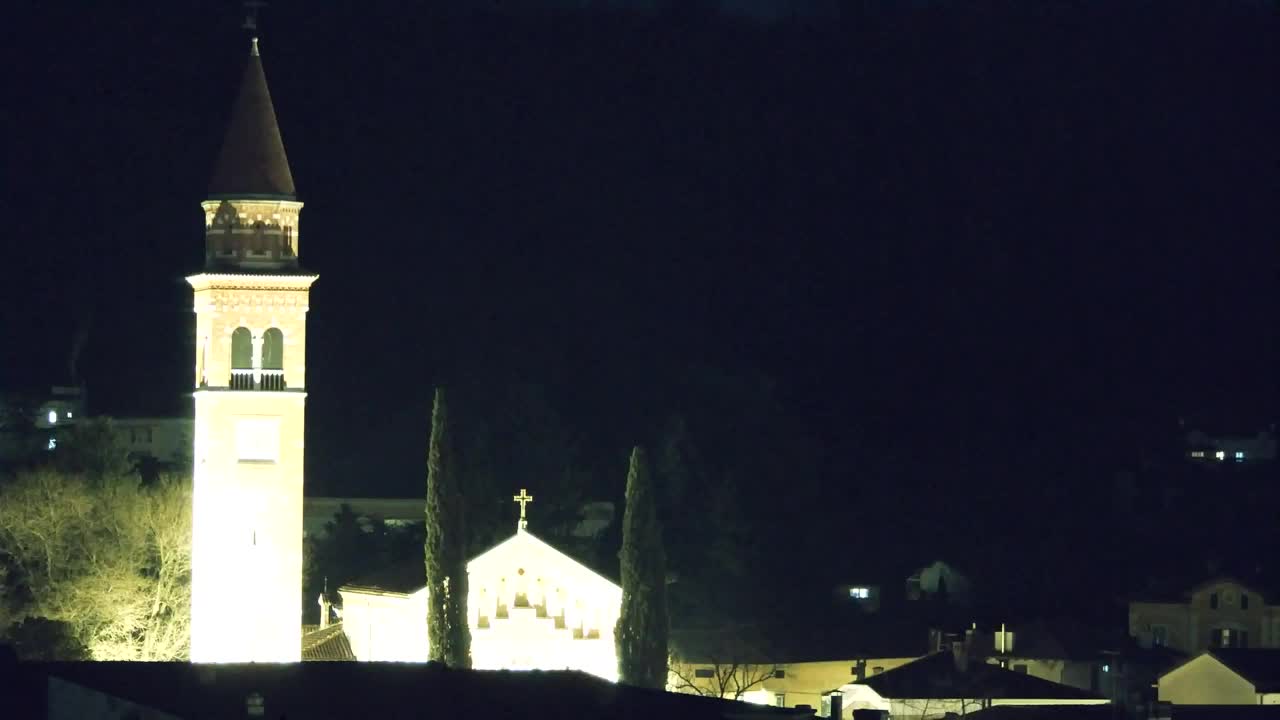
[[252, 222, 266, 253], [231, 327, 253, 389], [261, 328, 285, 390], [262, 328, 284, 369]]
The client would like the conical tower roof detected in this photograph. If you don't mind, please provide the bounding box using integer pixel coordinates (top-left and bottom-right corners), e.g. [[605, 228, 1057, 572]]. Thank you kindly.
[[208, 39, 296, 199]]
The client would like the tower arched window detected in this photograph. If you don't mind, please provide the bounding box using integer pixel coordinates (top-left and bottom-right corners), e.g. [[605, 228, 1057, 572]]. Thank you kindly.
[[262, 328, 284, 370], [252, 222, 266, 253], [230, 327, 253, 389]]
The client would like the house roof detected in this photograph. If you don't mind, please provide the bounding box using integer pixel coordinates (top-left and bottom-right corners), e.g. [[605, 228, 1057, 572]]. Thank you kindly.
[[1164, 649, 1280, 693], [19, 661, 812, 720], [1166, 707, 1280, 720], [856, 651, 1103, 701], [207, 39, 295, 199], [301, 624, 355, 662], [963, 706, 1117, 720]]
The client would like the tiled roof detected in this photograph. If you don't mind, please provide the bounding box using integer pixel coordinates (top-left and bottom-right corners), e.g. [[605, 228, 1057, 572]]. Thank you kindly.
[[301, 624, 355, 662], [857, 652, 1103, 701]]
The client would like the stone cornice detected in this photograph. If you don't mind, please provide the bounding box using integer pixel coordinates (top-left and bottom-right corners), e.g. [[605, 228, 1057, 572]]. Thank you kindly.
[[187, 273, 318, 292]]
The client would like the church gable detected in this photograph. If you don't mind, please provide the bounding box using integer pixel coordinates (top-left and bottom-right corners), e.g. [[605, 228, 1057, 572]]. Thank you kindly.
[[467, 529, 620, 599], [467, 529, 622, 680]]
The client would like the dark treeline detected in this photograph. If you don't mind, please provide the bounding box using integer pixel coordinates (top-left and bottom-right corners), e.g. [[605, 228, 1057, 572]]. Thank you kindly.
[[5, 1, 1276, 622]]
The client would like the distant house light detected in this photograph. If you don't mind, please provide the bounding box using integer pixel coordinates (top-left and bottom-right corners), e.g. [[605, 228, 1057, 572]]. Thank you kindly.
[[1235, 451, 1245, 460], [849, 587, 870, 599], [1190, 450, 1205, 458], [47, 437, 57, 451], [47, 410, 58, 424], [1215, 451, 1226, 461], [66, 411, 73, 419]]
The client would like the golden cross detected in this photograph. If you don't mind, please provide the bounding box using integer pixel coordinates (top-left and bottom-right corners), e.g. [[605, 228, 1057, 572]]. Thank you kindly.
[[512, 488, 534, 529]]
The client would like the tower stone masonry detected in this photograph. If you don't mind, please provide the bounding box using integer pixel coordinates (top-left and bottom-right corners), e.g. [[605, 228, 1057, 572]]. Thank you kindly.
[[188, 37, 317, 663]]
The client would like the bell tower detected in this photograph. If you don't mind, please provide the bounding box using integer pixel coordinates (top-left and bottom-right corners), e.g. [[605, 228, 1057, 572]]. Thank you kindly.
[[188, 35, 316, 663]]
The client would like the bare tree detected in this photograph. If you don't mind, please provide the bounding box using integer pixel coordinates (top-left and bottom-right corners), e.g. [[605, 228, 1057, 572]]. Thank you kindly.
[[0, 468, 191, 660], [668, 623, 781, 701]]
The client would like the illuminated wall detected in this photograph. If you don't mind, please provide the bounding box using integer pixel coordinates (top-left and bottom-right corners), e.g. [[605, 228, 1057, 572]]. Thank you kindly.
[[189, 271, 316, 663], [1158, 653, 1262, 705], [669, 657, 918, 708], [338, 528, 622, 681]]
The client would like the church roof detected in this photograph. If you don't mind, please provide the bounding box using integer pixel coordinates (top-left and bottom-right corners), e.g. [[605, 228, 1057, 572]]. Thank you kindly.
[[342, 559, 424, 596], [301, 624, 356, 661], [340, 529, 619, 597], [208, 39, 296, 199]]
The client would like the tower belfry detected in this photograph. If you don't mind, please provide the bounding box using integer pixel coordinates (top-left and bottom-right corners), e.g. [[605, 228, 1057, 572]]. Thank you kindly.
[[188, 30, 316, 663]]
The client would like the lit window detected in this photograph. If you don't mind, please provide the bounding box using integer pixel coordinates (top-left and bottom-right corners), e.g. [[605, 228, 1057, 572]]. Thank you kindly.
[[849, 587, 870, 599], [1235, 451, 1245, 460], [774, 694, 786, 707], [47, 437, 57, 450], [1190, 450, 1205, 458], [1215, 451, 1225, 460], [1102, 664, 1110, 673], [47, 410, 57, 424], [66, 411, 73, 419]]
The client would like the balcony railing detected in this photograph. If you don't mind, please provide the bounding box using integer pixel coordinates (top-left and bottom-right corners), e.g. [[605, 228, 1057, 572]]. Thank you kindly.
[[229, 369, 286, 391]]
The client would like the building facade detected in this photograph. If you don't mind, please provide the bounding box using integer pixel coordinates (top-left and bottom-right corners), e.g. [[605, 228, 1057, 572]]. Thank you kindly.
[[1130, 578, 1280, 655], [188, 37, 317, 663]]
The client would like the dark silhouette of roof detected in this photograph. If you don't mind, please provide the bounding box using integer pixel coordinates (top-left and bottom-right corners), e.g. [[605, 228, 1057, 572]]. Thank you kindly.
[[856, 651, 1103, 701], [208, 39, 296, 199], [343, 558, 424, 595], [1164, 708, 1280, 720], [16, 660, 812, 719], [963, 706, 1118, 720], [1176, 649, 1280, 693]]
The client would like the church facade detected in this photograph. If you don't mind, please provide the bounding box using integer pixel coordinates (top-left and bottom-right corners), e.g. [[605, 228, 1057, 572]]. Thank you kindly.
[[339, 494, 622, 681], [189, 37, 316, 663]]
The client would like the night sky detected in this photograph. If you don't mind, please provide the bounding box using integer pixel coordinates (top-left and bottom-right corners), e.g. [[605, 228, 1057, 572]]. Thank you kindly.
[[5, 2, 1276, 612]]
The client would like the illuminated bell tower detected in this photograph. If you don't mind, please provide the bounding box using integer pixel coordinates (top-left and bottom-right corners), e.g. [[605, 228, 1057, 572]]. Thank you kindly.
[[188, 36, 316, 663]]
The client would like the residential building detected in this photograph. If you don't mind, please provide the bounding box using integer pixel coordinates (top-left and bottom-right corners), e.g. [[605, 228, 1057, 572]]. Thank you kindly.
[[1185, 426, 1276, 464], [109, 417, 193, 468], [1130, 578, 1280, 654], [837, 649, 1109, 719], [1157, 649, 1280, 705]]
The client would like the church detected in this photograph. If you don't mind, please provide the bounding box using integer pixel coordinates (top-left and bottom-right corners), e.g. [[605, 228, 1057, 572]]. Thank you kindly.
[[190, 34, 622, 676], [337, 490, 623, 680]]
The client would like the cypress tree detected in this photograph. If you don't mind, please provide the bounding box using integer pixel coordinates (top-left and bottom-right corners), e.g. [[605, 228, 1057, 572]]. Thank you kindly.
[[616, 445, 669, 687], [425, 387, 471, 668]]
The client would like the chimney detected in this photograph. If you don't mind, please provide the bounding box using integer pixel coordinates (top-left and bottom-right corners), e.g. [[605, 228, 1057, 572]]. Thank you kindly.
[[318, 592, 331, 629], [827, 691, 843, 720], [951, 641, 968, 673]]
